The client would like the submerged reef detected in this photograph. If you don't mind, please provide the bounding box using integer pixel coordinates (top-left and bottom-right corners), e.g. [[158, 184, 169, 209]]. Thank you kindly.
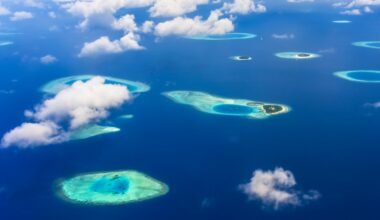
[[332, 20, 351, 24], [0, 41, 13, 46], [275, 52, 320, 60], [186, 33, 256, 40], [163, 91, 290, 119], [58, 170, 169, 205], [69, 125, 120, 141], [230, 56, 252, 61], [119, 114, 134, 119], [41, 75, 150, 94], [334, 70, 380, 83], [352, 41, 380, 49]]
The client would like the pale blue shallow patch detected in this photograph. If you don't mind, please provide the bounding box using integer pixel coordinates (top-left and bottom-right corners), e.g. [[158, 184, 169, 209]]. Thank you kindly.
[[41, 75, 150, 94], [332, 20, 352, 24], [0, 41, 13, 46], [352, 41, 380, 49], [186, 33, 256, 40], [212, 104, 256, 116], [334, 70, 380, 83], [275, 52, 320, 60]]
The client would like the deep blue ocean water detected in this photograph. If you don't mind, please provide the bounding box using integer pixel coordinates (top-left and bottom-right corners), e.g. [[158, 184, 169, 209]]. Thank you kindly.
[[1, 12, 380, 220]]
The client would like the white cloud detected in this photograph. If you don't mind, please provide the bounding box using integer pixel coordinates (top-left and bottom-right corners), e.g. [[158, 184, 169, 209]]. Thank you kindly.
[[40, 55, 58, 64], [24, 0, 45, 8], [31, 77, 130, 129], [239, 167, 320, 209], [340, 8, 361, 15], [57, 0, 154, 29], [49, 11, 57, 18], [1, 77, 131, 148], [2, 122, 65, 148], [272, 33, 295, 40], [78, 33, 144, 57], [141, 20, 154, 33], [347, 0, 380, 8], [112, 14, 138, 33], [363, 6, 373, 12], [223, 0, 266, 14], [287, 0, 314, 3], [149, 0, 209, 17], [0, 5, 10, 16], [154, 10, 234, 37], [10, 11, 34, 21]]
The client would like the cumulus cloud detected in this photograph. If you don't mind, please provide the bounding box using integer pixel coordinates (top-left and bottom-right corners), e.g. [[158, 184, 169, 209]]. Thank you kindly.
[[154, 10, 234, 37], [239, 167, 320, 209], [56, 0, 153, 29], [10, 11, 34, 21], [0, 4, 10, 16], [112, 14, 139, 33], [340, 8, 361, 15], [346, 0, 380, 8], [141, 20, 154, 33], [48, 11, 57, 18], [287, 0, 314, 3], [78, 33, 143, 57], [149, 0, 209, 17], [334, 0, 379, 14], [2, 122, 65, 148], [1, 77, 131, 148], [24, 0, 45, 8], [272, 33, 295, 40], [40, 55, 58, 64], [223, 0, 266, 14]]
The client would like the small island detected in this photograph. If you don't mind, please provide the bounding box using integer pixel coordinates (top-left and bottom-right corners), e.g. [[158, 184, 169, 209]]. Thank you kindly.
[[41, 75, 150, 94], [230, 56, 252, 61], [58, 170, 169, 205], [275, 52, 320, 60], [163, 91, 290, 119], [334, 70, 380, 83], [186, 32, 256, 40], [352, 41, 380, 49]]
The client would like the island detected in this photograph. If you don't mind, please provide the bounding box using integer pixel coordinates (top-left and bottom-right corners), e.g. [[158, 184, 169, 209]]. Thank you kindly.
[[162, 91, 290, 119], [230, 56, 252, 61], [69, 125, 120, 141], [334, 70, 380, 83], [275, 52, 320, 59], [186, 32, 256, 40], [352, 41, 380, 49], [58, 170, 169, 205], [41, 75, 150, 94]]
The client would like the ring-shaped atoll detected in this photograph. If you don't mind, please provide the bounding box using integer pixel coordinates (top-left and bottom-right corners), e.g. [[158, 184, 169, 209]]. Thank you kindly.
[[332, 20, 352, 24], [69, 125, 120, 141], [41, 75, 150, 94], [186, 32, 256, 41], [163, 91, 290, 119], [230, 56, 252, 61], [275, 52, 320, 60], [352, 41, 380, 49], [334, 70, 380, 83], [58, 170, 169, 205], [0, 41, 13, 46]]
